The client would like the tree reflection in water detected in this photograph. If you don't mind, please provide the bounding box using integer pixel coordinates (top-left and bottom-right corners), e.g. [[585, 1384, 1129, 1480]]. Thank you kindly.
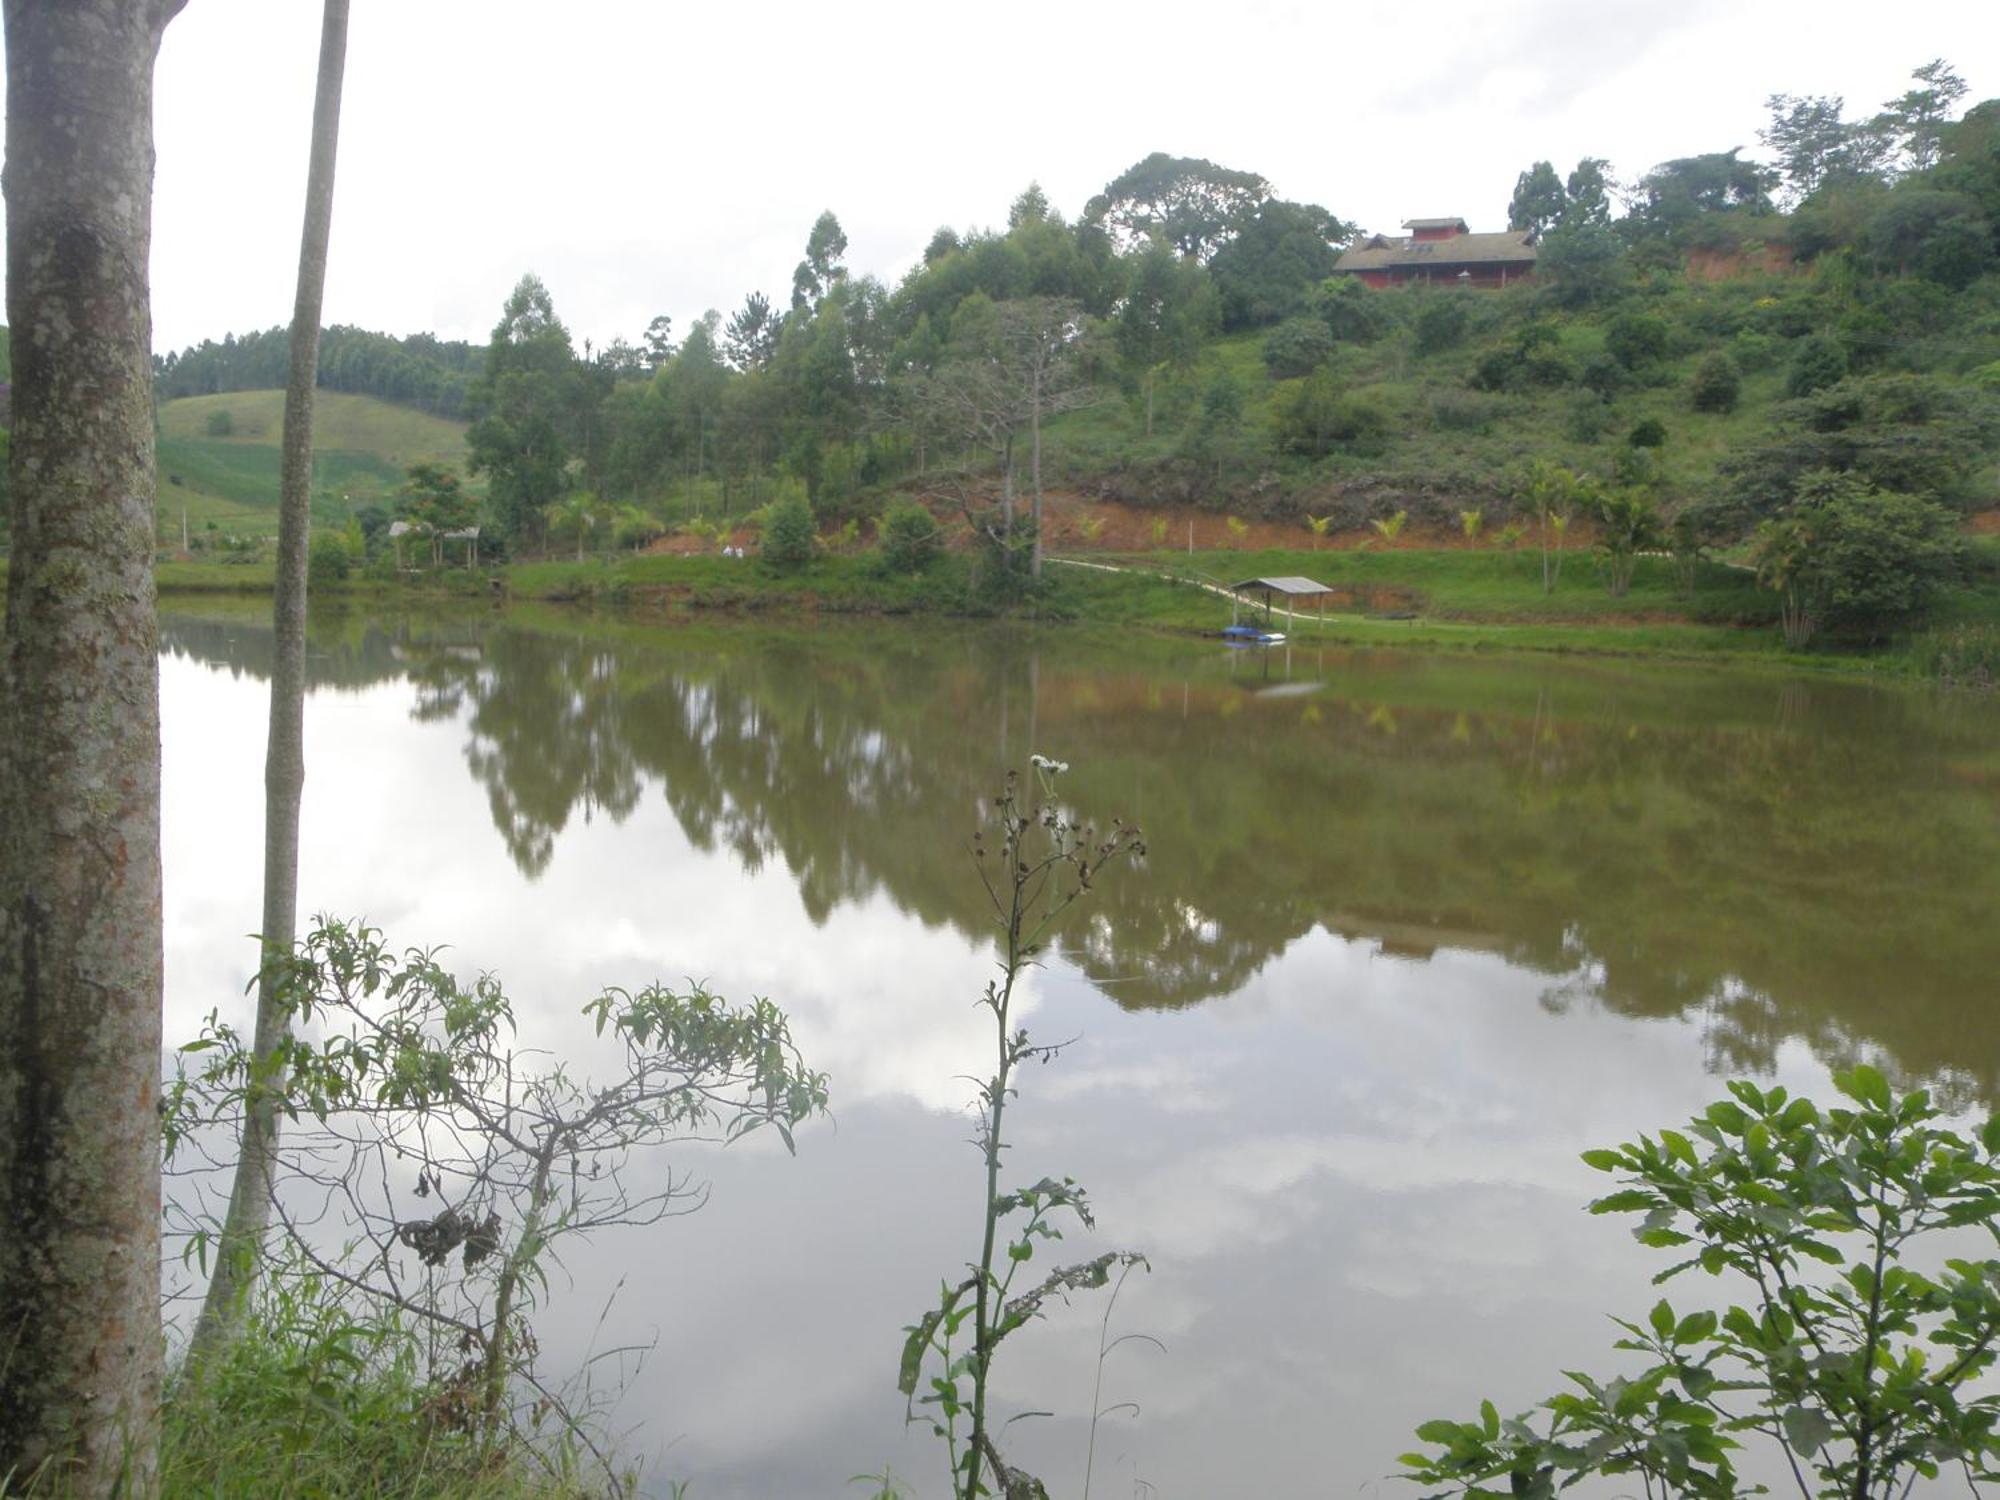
[[162, 606, 2000, 1105]]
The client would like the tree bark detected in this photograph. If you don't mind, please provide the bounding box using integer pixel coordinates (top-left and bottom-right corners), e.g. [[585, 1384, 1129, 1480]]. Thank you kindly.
[[0, 1, 185, 1490], [190, 0, 349, 1364], [1001, 434, 1015, 549], [1029, 365, 1044, 580]]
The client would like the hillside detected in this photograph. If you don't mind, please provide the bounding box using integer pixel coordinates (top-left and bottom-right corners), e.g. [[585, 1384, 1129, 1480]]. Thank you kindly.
[[155, 390, 471, 542], [1030, 270, 2000, 532]]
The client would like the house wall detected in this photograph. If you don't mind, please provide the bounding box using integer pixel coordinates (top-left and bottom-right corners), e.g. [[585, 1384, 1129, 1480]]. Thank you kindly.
[[1351, 264, 1533, 289]]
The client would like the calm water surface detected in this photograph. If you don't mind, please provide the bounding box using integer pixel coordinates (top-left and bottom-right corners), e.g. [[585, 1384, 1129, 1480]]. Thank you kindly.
[[158, 604, 2000, 1499]]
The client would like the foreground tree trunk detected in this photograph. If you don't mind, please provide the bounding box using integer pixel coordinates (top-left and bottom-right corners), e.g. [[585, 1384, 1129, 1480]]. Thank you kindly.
[[0, 0, 186, 1490], [191, 0, 351, 1365]]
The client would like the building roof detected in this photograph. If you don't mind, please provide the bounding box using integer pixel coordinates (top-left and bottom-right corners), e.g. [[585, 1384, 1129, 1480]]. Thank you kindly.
[[1333, 229, 1538, 273], [1403, 217, 1469, 232], [388, 520, 481, 539], [1230, 575, 1331, 596]]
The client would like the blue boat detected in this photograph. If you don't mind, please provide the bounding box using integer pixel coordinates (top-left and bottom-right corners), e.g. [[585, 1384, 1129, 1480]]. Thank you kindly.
[[1221, 624, 1286, 646]]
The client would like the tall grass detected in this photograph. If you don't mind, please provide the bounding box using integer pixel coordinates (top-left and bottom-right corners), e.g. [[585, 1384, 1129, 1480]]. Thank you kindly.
[[156, 1262, 625, 1499], [1911, 622, 2000, 690]]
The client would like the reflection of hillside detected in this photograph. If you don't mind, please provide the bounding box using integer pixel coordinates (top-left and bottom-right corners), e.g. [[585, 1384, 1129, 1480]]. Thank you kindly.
[[160, 606, 486, 695], [164, 609, 2000, 1101]]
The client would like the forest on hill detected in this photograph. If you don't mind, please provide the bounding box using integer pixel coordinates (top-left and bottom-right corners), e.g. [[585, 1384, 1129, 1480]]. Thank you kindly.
[[122, 60, 2000, 633]]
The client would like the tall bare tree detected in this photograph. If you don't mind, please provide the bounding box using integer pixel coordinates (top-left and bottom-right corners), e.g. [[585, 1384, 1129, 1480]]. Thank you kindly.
[[921, 297, 1094, 578], [191, 0, 352, 1362], [1003, 299, 1093, 579], [0, 0, 187, 1490]]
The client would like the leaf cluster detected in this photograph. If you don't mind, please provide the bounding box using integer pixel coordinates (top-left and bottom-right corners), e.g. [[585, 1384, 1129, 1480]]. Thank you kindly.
[[1405, 1069, 2000, 1500]]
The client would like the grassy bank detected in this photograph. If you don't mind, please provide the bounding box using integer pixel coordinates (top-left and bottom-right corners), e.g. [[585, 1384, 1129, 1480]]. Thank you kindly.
[[493, 544, 1958, 673], [8, 536, 1996, 679]]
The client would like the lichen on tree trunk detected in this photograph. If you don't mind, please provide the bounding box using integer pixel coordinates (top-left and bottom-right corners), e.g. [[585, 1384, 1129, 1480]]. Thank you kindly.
[[0, 2, 187, 1493]]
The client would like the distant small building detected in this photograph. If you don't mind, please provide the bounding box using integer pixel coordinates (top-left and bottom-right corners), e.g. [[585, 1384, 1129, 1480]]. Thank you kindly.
[[388, 519, 481, 567], [1333, 217, 1537, 289]]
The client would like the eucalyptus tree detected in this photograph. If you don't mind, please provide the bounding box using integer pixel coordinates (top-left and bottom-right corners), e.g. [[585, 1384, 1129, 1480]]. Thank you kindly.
[[1884, 59, 1967, 173], [467, 274, 579, 544], [641, 312, 675, 371], [791, 209, 849, 310], [669, 313, 728, 500], [190, 0, 351, 1367], [1509, 160, 1567, 233], [1759, 94, 1900, 203], [1563, 158, 1615, 225], [0, 0, 187, 1489]]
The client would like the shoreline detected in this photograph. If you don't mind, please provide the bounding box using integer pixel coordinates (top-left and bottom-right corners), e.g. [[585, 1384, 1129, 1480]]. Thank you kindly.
[[74, 548, 1992, 686]]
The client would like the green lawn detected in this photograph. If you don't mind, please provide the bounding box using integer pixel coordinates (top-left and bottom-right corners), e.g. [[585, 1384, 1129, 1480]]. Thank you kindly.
[[1083, 543, 1773, 624], [158, 390, 469, 462]]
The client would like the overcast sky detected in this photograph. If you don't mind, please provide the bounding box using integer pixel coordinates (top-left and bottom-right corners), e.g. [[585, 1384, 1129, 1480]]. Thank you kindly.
[[7, 0, 1998, 354]]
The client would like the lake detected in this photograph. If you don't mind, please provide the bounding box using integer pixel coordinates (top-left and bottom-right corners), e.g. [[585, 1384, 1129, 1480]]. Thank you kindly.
[[158, 602, 2000, 1499]]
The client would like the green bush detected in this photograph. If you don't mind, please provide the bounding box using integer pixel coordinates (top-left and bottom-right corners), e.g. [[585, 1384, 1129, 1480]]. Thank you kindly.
[[1627, 416, 1667, 448], [1803, 484, 1962, 635], [1729, 329, 1776, 371], [1260, 316, 1335, 377], [204, 408, 234, 438], [1786, 332, 1849, 397], [1754, 472, 1963, 643], [1577, 352, 1626, 400], [1428, 389, 1497, 433], [1313, 276, 1392, 343], [1277, 374, 1390, 456], [307, 530, 352, 587], [1726, 372, 1993, 512], [877, 500, 941, 573], [1689, 352, 1741, 413], [1519, 348, 1576, 388], [1413, 295, 1472, 355], [1604, 311, 1668, 370], [1468, 349, 1518, 393], [760, 493, 818, 569], [1565, 393, 1613, 444]]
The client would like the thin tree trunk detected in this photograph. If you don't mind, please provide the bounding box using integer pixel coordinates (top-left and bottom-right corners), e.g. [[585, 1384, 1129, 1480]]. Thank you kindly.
[[0, 2, 184, 1491], [1029, 367, 1044, 580], [191, 0, 349, 1365], [1001, 435, 1015, 550]]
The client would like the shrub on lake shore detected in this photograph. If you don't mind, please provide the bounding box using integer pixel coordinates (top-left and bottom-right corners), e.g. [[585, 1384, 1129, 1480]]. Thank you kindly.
[[1407, 1069, 2000, 1500]]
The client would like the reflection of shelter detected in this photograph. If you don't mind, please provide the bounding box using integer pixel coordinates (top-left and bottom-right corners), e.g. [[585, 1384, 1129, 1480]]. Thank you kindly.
[[1229, 574, 1332, 630]]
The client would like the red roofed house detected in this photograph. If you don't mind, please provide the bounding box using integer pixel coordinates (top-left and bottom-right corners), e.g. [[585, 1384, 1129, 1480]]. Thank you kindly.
[[1333, 217, 1537, 289]]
